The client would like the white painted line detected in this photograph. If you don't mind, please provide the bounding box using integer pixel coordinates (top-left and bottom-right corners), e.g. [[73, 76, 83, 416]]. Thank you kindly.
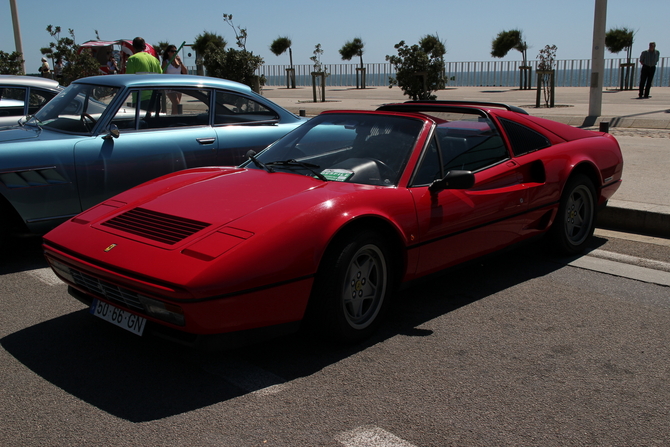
[[337, 426, 417, 447], [570, 255, 670, 287], [25, 268, 63, 286], [594, 229, 670, 247], [203, 359, 288, 396]]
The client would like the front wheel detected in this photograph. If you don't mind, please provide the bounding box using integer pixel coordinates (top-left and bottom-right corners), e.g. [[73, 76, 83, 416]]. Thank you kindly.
[[307, 230, 394, 343], [550, 174, 597, 255]]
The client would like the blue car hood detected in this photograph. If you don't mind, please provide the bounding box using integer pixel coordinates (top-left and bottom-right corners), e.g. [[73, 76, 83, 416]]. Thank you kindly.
[[0, 126, 40, 143]]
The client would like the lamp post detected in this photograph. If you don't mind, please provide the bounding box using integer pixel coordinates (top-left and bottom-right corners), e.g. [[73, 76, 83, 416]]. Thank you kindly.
[[9, 0, 26, 74], [589, 0, 607, 117]]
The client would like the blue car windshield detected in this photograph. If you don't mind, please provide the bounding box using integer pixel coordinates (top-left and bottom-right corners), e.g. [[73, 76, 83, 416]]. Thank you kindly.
[[247, 113, 423, 186], [32, 83, 120, 134]]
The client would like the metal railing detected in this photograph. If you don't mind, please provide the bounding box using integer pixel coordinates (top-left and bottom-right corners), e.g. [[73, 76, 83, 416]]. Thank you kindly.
[[253, 57, 669, 89]]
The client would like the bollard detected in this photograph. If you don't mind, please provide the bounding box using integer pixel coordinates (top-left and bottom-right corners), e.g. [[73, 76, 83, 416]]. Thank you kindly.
[[599, 121, 610, 133], [299, 109, 306, 117]]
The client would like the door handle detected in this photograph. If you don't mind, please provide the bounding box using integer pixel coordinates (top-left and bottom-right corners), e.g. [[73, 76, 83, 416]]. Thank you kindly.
[[197, 138, 216, 145]]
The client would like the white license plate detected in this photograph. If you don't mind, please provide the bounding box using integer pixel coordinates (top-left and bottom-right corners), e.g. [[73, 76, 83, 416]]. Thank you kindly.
[[90, 299, 146, 336]]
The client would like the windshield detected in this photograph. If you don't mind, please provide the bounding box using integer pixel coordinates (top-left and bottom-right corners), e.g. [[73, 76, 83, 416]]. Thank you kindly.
[[32, 83, 120, 134], [245, 113, 422, 186]]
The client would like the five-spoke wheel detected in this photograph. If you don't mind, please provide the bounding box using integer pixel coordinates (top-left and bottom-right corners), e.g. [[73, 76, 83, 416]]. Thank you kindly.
[[550, 174, 597, 255], [308, 230, 394, 342]]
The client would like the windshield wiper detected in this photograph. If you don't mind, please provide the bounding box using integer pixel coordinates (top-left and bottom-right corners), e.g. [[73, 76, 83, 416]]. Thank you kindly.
[[265, 159, 328, 181], [246, 150, 275, 173]]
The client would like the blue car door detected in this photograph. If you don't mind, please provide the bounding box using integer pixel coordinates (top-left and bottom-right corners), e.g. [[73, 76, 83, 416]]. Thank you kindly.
[[74, 88, 217, 210], [212, 89, 301, 166]]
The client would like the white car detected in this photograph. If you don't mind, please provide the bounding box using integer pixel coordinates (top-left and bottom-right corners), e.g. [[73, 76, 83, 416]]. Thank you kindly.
[[0, 75, 62, 127]]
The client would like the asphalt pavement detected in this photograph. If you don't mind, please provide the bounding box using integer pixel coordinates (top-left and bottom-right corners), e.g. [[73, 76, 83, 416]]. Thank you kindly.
[[261, 85, 670, 238]]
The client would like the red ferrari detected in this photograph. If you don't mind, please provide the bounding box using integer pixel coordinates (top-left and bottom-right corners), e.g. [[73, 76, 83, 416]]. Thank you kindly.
[[43, 102, 624, 348]]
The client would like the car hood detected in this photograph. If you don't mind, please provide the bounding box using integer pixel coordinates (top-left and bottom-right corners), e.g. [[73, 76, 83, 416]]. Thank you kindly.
[[0, 125, 40, 142], [89, 168, 334, 247]]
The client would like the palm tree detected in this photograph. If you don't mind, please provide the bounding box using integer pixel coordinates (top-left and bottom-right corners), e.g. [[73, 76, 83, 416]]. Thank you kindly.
[[192, 32, 226, 75], [270, 37, 294, 88]]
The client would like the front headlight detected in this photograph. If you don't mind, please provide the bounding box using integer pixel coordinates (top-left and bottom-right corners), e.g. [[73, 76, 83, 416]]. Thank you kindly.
[[137, 295, 185, 326], [46, 257, 75, 284]]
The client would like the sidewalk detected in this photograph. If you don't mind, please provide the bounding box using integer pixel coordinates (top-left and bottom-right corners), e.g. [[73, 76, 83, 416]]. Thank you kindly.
[[262, 86, 670, 238]]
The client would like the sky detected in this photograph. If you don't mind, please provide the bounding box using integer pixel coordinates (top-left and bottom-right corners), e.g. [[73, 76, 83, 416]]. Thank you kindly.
[[2, 0, 667, 72]]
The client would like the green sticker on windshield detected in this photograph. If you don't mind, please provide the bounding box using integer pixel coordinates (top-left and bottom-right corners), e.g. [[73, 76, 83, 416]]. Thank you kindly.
[[320, 169, 354, 182]]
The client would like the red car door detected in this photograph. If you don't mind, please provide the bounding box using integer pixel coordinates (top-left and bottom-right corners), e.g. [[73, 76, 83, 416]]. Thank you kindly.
[[407, 120, 540, 277]]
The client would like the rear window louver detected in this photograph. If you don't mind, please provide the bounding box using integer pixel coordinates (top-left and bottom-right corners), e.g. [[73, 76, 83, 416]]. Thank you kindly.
[[101, 208, 211, 245]]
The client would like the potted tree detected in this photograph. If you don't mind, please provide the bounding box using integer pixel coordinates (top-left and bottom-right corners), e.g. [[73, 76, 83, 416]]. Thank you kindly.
[[491, 29, 530, 89], [270, 36, 295, 89], [339, 37, 366, 89], [605, 27, 635, 90], [536, 45, 557, 108], [310, 43, 327, 102]]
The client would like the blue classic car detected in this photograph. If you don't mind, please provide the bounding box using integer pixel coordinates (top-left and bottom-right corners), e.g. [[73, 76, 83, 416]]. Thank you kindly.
[[0, 74, 306, 240]]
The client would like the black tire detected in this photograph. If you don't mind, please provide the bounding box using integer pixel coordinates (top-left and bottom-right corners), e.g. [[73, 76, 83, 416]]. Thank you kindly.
[[550, 174, 597, 255], [307, 230, 394, 343]]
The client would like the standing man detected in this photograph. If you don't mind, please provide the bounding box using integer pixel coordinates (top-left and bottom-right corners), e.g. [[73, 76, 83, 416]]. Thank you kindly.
[[125, 37, 161, 112], [125, 37, 161, 74], [639, 42, 660, 98]]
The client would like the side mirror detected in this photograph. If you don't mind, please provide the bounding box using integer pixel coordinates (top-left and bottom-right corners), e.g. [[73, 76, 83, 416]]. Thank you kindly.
[[102, 124, 120, 140], [428, 170, 475, 193]]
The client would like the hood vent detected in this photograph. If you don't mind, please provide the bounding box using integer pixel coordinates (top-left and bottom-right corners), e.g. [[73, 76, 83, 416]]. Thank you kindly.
[[101, 207, 211, 245]]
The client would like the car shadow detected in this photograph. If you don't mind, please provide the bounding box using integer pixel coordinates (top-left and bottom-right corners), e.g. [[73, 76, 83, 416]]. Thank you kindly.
[[1, 235, 608, 423], [0, 234, 47, 275]]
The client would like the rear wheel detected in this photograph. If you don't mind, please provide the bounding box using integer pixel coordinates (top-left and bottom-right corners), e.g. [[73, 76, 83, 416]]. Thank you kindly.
[[550, 174, 597, 255], [308, 230, 394, 343]]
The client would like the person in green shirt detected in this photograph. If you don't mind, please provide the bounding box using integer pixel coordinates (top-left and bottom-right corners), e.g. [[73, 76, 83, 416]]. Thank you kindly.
[[125, 37, 162, 111], [125, 37, 162, 74]]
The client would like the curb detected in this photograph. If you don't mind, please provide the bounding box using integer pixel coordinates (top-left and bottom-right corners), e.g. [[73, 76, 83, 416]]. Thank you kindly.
[[536, 115, 670, 129], [597, 205, 670, 238]]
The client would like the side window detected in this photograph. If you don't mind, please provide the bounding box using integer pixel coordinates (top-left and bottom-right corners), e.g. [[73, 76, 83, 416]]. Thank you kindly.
[[412, 137, 442, 186], [112, 89, 210, 131], [214, 91, 278, 125], [499, 118, 551, 156], [28, 89, 58, 115], [111, 92, 139, 130], [0, 87, 26, 117], [439, 118, 509, 173]]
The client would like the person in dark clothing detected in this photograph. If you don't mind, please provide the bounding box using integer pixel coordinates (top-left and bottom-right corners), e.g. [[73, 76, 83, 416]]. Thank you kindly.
[[639, 42, 660, 98]]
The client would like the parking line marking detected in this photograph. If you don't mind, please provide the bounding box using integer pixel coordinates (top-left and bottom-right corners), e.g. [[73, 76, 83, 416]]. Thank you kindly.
[[588, 249, 670, 272], [336, 426, 417, 447], [571, 255, 670, 287], [25, 268, 62, 286]]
